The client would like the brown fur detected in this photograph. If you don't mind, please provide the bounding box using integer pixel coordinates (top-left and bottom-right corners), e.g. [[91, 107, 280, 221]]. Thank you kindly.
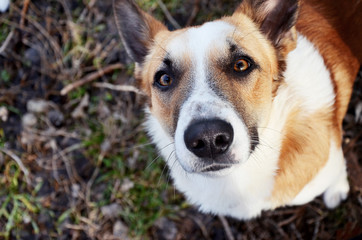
[[304, 0, 362, 64], [271, 1, 359, 205], [271, 108, 333, 205], [139, 29, 193, 134], [296, 2, 360, 143]]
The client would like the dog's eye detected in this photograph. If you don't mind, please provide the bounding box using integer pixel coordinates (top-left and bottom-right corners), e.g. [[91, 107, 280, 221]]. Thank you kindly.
[[157, 73, 173, 87], [233, 59, 250, 72]]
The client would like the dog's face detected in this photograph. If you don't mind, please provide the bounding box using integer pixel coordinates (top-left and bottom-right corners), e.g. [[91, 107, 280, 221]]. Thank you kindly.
[[114, 0, 298, 174]]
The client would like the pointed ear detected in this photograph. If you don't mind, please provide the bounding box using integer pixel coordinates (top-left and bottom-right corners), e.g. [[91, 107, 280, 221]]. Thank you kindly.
[[113, 0, 167, 64], [235, 0, 299, 48]]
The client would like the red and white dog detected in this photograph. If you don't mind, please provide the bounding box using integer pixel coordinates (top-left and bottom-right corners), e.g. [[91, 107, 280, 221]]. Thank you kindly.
[[114, 0, 359, 219]]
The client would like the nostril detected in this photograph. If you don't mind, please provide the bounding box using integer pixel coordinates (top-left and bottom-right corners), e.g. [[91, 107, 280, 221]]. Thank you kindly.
[[215, 134, 230, 146], [214, 133, 232, 154], [192, 139, 205, 149]]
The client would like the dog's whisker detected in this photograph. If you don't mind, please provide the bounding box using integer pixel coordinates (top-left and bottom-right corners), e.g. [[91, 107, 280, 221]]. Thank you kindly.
[[165, 152, 178, 189], [145, 154, 162, 170], [145, 142, 175, 170], [123, 142, 154, 151], [158, 150, 176, 186], [252, 139, 280, 153]]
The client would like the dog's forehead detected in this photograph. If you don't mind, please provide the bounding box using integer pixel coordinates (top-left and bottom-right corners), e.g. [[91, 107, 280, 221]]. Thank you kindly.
[[166, 21, 235, 60]]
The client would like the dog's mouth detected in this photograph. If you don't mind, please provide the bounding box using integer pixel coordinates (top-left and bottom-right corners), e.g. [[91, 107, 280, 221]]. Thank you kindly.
[[198, 163, 234, 173]]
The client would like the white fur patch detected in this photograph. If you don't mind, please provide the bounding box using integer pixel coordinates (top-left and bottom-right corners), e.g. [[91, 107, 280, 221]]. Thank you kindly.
[[284, 34, 335, 113]]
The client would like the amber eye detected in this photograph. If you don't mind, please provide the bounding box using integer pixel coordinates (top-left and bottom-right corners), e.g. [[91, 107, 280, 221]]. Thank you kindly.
[[233, 59, 250, 72], [157, 73, 173, 87]]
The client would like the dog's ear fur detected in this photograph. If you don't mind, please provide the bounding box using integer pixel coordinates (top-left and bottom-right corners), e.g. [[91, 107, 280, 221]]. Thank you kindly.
[[113, 0, 167, 64], [235, 0, 299, 48]]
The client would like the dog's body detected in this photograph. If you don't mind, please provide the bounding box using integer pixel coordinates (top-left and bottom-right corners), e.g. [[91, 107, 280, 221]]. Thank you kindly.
[[114, 0, 359, 219]]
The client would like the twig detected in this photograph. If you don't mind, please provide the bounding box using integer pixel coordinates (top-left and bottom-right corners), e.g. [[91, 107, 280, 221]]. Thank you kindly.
[[64, 223, 86, 231], [290, 223, 303, 240], [218, 215, 235, 240], [277, 214, 298, 227], [190, 216, 211, 240], [311, 218, 321, 240], [50, 140, 61, 183], [266, 219, 287, 238], [20, 0, 31, 29], [12, 5, 65, 71], [58, 143, 84, 185], [79, 216, 100, 231], [186, 0, 200, 26], [60, 63, 124, 95], [0, 147, 31, 185], [0, 30, 14, 56], [156, 0, 181, 29], [78, 0, 97, 22], [85, 153, 104, 213], [92, 82, 144, 95]]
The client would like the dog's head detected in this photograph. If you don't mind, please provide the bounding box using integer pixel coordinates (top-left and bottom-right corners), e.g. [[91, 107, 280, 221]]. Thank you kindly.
[[114, 0, 299, 174]]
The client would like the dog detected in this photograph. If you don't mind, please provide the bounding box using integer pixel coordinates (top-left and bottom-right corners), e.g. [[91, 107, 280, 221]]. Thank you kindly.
[[113, 0, 360, 219]]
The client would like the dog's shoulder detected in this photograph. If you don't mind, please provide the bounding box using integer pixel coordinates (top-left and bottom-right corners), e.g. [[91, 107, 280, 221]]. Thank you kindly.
[[296, 1, 359, 126]]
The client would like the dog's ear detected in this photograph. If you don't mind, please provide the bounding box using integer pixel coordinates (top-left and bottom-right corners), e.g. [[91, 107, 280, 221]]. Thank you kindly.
[[113, 0, 167, 64], [235, 0, 299, 48]]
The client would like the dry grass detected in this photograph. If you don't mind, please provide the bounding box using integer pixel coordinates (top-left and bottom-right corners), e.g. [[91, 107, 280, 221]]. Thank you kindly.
[[0, 0, 361, 239]]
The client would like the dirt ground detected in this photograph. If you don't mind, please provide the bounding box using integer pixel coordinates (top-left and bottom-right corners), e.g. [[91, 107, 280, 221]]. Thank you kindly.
[[0, 0, 361, 239]]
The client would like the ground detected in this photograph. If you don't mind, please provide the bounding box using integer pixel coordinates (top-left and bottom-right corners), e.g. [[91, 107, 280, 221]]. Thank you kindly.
[[0, 0, 361, 239]]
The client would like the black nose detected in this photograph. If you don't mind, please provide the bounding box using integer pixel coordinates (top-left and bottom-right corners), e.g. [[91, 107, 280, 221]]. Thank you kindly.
[[184, 119, 234, 159]]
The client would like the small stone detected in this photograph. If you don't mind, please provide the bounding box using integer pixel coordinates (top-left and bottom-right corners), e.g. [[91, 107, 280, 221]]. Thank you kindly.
[[113, 220, 129, 239], [356, 101, 362, 123], [71, 184, 80, 199], [47, 110, 64, 127], [27, 99, 49, 113], [153, 217, 178, 240], [24, 47, 41, 66], [101, 203, 122, 219], [100, 139, 111, 154], [121, 178, 134, 193], [22, 113, 37, 128], [0, 106, 8, 122]]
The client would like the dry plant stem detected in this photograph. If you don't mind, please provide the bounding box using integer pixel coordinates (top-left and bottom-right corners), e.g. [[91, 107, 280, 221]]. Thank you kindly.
[[20, 0, 31, 29], [0, 30, 14, 56], [93, 82, 144, 95], [190, 216, 211, 240], [50, 140, 61, 183], [265, 219, 287, 238], [290, 223, 303, 240], [0, 147, 31, 185], [218, 215, 235, 240], [60, 63, 124, 95], [186, 0, 201, 26], [277, 214, 298, 227], [156, 0, 181, 29], [85, 153, 104, 212], [12, 6, 65, 71], [14, 6, 62, 57]]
